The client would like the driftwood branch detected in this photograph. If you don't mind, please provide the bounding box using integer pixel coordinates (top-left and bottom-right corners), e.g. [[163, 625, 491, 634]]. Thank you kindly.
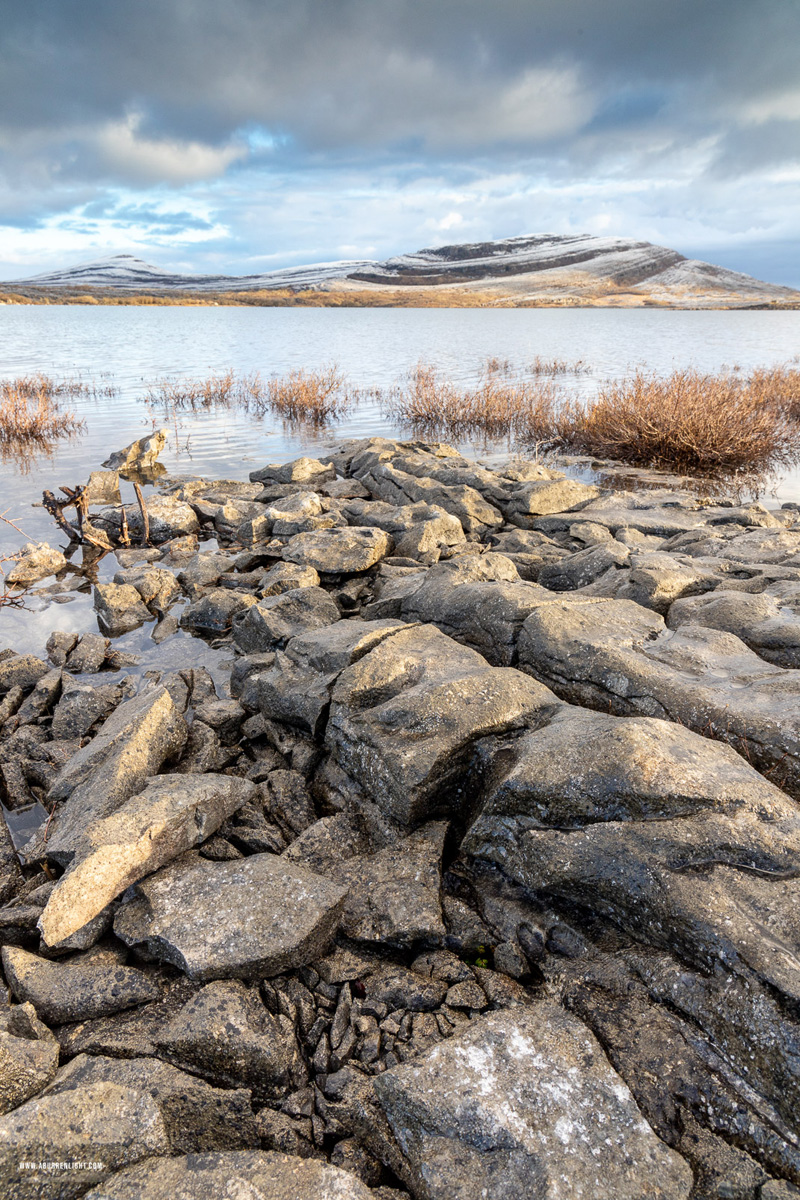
[[42, 486, 115, 551], [132, 482, 150, 546]]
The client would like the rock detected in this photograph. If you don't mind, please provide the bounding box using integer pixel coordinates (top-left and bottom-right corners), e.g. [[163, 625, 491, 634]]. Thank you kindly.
[[507, 477, 600, 518], [94, 582, 153, 636], [65, 632, 110, 673], [0, 1004, 59, 1115], [42, 687, 187, 861], [83, 470, 121, 504], [367, 1003, 691, 1199], [176, 551, 231, 596], [517, 596, 800, 796], [180, 587, 258, 633], [0, 654, 49, 694], [113, 852, 347, 980], [254, 619, 403, 737], [538, 540, 630, 590], [260, 561, 321, 595], [1, 945, 159, 1025], [328, 822, 447, 946], [250, 456, 337, 485], [154, 980, 294, 1096], [233, 586, 340, 653], [42, 1052, 259, 1152], [50, 680, 123, 741], [45, 631, 78, 668], [668, 588, 800, 668], [327, 623, 557, 825], [103, 427, 168, 470], [54, 977, 199, 1061], [6, 543, 66, 586], [283, 527, 393, 573], [82, 1150, 375, 1199], [0, 1081, 168, 1198], [282, 814, 368, 874], [39, 774, 255, 946], [113, 564, 181, 615]]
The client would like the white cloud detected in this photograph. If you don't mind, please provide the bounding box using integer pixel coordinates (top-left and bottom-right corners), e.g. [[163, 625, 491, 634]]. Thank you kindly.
[[93, 113, 246, 184]]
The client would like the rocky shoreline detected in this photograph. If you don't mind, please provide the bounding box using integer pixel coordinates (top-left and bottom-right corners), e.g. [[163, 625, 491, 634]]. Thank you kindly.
[[2, 436, 800, 1198]]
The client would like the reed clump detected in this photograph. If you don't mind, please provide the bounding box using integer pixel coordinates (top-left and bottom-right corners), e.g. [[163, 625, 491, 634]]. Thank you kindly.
[[749, 364, 800, 422], [0, 377, 86, 448], [556, 369, 799, 474], [264, 366, 353, 424], [385, 363, 564, 442], [144, 370, 265, 411]]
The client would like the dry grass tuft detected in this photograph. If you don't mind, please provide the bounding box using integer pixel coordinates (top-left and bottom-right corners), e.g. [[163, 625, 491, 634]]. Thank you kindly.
[[529, 355, 590, 375], [144, 370, 265, 411], [263, 366, 353, 424], [749, 364, 800, 422], [0, 377, 86, 448], [555, 369, 799, 474], [385, 362, 564, 442]]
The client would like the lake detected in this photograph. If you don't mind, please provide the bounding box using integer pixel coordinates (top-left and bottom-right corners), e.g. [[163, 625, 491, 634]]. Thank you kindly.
[[1, 303, 799, 656]]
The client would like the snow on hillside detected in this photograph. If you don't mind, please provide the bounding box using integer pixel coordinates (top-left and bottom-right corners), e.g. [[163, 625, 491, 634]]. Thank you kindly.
[[5, 237, 797, 300]]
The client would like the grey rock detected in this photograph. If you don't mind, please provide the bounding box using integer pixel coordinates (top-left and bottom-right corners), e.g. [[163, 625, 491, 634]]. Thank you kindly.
[[65, 632, 110, 673], [1, 945, 159, 1025], [250, 456, 337, 485], [50, 680, 123, 741], [6, 543, 66, 586], [103, 427, 168, 470], [94, 582, 152, 636], [0, 654, 49, 694], [42, 687, 187, 860], [0, 1081, 168, 1198], [369, 1003, 691, 1200], [154, 979, 295, 1096], [260, 560, 321, 595], [233, 586, 340, 653], [45, 631, 78, 668], [39, 774, 255, 946], [327, 623, 557, 824], [0, 1004, 59, 1115], [668, 588, 800, 668], [517, 596, 800, 796], [538, 540, 630, 590], [83, 1150, 374, 1200], [328, 822, 447, 946], [42, 1052, 259, 1152], [176, 551, 231, 597], [283, 526, 393, 573], [113, 852, 347, 980], [507, 476, 600, 518], [83, 469, 121, 504], [112, 564, 181, 615], [180, 587, 258, 633]]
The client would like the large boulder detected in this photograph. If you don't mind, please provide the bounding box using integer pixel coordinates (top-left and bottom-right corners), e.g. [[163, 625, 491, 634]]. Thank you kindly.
[[366, 1003, 691, 1199], [326, 623, 558, 825], [668, 588, 800, 668], [517, 597, 800, 796], [113, 852, 347, 980], [282, 526, 393, 573], [39, 774, 255, 946]]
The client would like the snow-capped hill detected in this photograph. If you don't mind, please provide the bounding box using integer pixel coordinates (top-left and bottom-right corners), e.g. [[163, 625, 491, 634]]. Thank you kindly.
[[6, 236, 798, 306]]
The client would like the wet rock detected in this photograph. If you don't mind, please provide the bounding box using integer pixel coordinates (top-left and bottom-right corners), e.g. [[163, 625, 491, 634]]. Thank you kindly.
[[103, 427, 168, 470], [14, 668, 62, 724], [180, 586, 257, 633], [83, 469, 121, 504], [367, 1002, 691, 1199], [1, 945, 159, 1024], [113, 564, 181, 615], [233, 586, 340, 653], [94, 582, 153, 636], [283, 527, 393, 573], [517, 596, 800, 796], [0, 1081, 168, 1198], [0, 654, 49, 695], [250, 456, 337, 486], [113, 852, 347, 980], [176, 551, 231, 597], [154, 979, 295, 1096], [0, 1003, 59, 1115], [83, 1150, 375, 1200], [39, 774, 255, 946], [41, 686, 187, 859], [42, 1052, 259, 1152], [329, 822, 447, 946], [50, 679, 123, 741], [327, 623, 557, 825], [6, 543, 66, 586], [45, 631, 78, 668]]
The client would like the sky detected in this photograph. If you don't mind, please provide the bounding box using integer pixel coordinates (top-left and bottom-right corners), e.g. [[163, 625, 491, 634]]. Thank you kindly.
[[1, 0, 799, 284]]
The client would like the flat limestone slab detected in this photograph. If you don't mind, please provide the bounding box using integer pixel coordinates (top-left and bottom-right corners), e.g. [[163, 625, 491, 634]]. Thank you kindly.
[[113, 852, 347, 980]]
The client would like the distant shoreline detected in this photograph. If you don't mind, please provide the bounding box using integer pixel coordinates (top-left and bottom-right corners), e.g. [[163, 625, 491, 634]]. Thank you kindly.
[[1, 286, 799, 310]]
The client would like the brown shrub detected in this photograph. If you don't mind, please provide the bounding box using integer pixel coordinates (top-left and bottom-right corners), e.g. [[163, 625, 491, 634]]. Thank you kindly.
[[263, 366, 353, 424], [749, 364, 800, 422], [556, 369, 799, 474], [0, 378, 86, 448], [144, 370, 264, 410]]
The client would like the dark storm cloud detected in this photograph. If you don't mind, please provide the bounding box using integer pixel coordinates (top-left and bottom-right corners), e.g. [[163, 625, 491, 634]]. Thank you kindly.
[[1, 0, 799, 175]]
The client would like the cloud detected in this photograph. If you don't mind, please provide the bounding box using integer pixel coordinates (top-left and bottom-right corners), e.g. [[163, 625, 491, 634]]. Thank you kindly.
[[92, 114, 246, 184]]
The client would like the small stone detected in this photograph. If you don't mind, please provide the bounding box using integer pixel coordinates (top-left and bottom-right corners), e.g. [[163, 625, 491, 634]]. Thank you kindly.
[[6, 543, 66, 586], [94, 582, 152, 636]]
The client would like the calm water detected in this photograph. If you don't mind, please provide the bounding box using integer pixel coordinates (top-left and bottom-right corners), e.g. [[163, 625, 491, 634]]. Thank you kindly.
[[1, 304, 799, 655]]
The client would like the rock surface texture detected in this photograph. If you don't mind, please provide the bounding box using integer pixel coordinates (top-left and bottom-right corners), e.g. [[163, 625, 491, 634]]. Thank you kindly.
[[3, 438, 800, 1199]]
